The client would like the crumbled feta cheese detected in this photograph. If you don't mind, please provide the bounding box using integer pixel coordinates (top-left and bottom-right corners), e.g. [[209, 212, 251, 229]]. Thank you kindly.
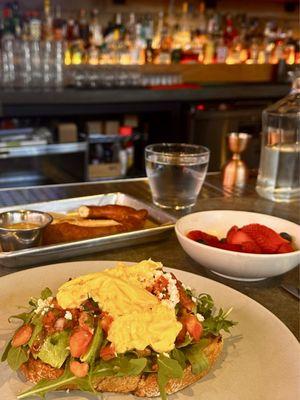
[[66, 389, 70, 394], [162, 352, 170, 358], [160, 272, 180, 309], [196, 313, 205, 322], [166, 274, 180, 307], [154, 270, 163, 280], [64, 311, 73, 320], [34, 297, 53, 315], [192, 296, 197, 302]]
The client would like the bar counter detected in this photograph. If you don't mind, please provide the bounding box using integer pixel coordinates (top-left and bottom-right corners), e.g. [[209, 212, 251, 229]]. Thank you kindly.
[[0, 83, 289, 117], [0, 173, 299, 339]]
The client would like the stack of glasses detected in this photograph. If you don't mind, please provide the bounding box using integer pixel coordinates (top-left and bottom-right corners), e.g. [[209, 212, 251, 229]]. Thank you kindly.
[[1, 37, 64, 89]]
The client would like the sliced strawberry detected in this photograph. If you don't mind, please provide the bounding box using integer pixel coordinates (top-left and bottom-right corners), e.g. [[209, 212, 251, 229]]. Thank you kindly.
[[210, 242, 243, 252], [100, 343, 116, 361], [12, 324, 33, 347], [226, 225, 239, 243], [241, 241, 262, 254], [70, 360, 89, 378], [227, 229, 255, 246], [69, 328, 93, 358], [187, 230, 219, 245], [241, 224, 286, 253], [277, 242, 294, 253]]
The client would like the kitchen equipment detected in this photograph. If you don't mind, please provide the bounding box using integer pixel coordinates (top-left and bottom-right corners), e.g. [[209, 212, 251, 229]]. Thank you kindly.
[[0, 192, 176, 268], [222, 132, 252, 188], [0, 210, 52, 251]]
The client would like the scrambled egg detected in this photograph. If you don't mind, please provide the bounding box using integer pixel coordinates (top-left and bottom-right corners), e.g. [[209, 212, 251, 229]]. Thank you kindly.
[[57, 259, 182, 353]]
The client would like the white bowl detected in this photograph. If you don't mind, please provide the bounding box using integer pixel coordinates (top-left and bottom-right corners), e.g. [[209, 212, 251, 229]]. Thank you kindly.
[[175, 210, 300, 281]]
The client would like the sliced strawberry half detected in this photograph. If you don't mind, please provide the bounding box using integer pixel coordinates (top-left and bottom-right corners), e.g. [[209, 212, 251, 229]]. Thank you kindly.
[[210, 242, 243, 252], [227, 229, 255, 246], [226, 225, 239, 243], [241, 241, 262, 254], [241, 224, 286, 254], [277, 242, 294, 253], [187, 230, 219, 245]]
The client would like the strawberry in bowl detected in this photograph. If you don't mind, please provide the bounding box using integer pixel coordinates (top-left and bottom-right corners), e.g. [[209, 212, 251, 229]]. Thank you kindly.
[[175, 210, 300, 281], [187, 223, 295, 254]]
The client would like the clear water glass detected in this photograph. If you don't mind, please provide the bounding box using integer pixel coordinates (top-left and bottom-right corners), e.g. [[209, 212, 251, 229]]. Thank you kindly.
[[145, 143, 210, 209], [256, 76, 300, 202]]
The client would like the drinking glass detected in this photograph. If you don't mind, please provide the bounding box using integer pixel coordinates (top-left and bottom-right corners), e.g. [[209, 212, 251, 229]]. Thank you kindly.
[[1, 36, 16, 87], [145, 143, 210, 209]]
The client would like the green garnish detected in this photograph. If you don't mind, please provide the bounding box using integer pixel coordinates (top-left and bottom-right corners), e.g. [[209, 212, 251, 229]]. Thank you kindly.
[[157, 354, 184, 400]]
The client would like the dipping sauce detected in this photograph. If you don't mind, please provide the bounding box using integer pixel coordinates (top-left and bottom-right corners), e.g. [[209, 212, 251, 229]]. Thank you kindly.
[[4, 222, 41, 230]]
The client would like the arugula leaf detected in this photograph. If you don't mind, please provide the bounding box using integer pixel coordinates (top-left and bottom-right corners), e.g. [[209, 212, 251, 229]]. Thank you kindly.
[[6, 346, 29, 371], [8, 312, 33, 324], [203, 308, 236, 336], [37, 331, 70, 369], [17, 367, 93, 399], [40, 287, 52, 300], [196, 293, 214, 319], [157, 354, 183, 400], [183, 340, 210, 375], [170, 348, 186, 369], [176, 334, 192, 348], [27, 316, 43, 348], [28, 298, 38, 307], [81, 324, 103, 364], [93, 356, 147, 378], [1, 340, 12, 362]]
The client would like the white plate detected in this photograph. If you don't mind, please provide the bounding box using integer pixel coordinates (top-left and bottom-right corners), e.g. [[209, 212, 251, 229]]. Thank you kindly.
[[0, 261, 299, 400]]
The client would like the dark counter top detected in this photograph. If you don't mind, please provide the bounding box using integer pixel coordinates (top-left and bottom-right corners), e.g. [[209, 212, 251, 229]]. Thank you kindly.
[[0, 174, 299, 340]]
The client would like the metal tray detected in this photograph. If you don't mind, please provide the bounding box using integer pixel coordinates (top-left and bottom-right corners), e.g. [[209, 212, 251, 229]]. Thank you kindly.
[[0, 192, 176, 268]]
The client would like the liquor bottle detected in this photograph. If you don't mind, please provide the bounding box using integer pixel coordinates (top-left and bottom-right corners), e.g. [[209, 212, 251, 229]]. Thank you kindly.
[[30, 10, 42, 41], [66, 18, 78, 42], [43, 0, 53, 41], [203, 35, 215, 64], [78, 8, 89, 43], [145, 39, 153, 63], [152, 11, 164, 51], [223, 14, 238, 46], [131, 23, 146, 65], [2, 5, 13, 37], [11, 1, 21, 38], [90, 8, 103, 47], [53, 5, 64, 41], [215, 37, 228, 63], [174, 2, 191, 51], [196, 1, 207, 34]]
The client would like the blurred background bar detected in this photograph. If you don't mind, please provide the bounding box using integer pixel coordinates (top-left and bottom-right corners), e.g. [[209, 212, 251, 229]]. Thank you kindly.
[[0, 0, 298, 188]]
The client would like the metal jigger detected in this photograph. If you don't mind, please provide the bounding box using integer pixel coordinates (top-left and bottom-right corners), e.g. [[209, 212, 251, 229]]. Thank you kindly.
[[222, 132, 252, 188]]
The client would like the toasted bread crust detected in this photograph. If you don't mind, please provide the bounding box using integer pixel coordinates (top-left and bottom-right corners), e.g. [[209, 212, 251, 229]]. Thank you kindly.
[[19, 336, 222, 397]]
